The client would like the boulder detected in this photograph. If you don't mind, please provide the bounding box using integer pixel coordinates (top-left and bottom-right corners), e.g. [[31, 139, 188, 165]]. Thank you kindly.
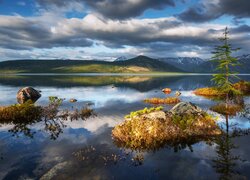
[[170, 102, 203, 115], [17, 87, 41, 104], [162, 88, 171, 94]]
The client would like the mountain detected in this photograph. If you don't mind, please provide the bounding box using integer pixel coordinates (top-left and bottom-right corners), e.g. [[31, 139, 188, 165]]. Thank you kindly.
[[196, 54, 250, 73], [115, 56, 128, 61], [158, 55, 250, 73], [159, 57, 205, 72], [0, 56, 184, 74], [0, 54, 248, 74], [114, 55, 182, 72]]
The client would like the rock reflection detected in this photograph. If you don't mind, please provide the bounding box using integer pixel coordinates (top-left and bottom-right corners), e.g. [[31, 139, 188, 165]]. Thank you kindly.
[[0, 98, 95, 139]]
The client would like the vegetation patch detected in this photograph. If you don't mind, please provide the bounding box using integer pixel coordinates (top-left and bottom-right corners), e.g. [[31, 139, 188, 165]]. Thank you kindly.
[[194, 87, 225, 97], [210, 103, 244, 116], [233, 80, 250, 95], [194, 81, 250, 98], [0, 101, 42, 122], [144, 97, 180, 104], [112, 106, 221, 151]]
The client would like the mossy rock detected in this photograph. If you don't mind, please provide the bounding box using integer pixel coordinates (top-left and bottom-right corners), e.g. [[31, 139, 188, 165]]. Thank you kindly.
[[112, 102, 221, 151]]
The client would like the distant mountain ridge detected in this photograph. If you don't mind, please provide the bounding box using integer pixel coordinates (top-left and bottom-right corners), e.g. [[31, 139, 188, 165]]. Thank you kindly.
[[0, 54, 249, 74], [0, 55, 183, 74], [158, 57, 205, 72], [195, 54, 250, 73]]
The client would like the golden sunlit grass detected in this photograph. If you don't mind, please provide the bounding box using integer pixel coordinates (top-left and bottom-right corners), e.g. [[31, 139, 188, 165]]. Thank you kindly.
[[194, 87, 224, 97], [194, 81, 250, 98], [144, 97, 181, 104], [210, 103, 244, 116], [112, 107, 221, 151]]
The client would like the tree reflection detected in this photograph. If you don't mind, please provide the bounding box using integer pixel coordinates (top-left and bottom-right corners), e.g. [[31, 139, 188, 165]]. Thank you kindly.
[[0, 99, 96, 139], [212, 97, 250, 179]]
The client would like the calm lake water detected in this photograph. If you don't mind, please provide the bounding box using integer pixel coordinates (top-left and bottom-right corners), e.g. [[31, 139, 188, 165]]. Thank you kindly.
[[0, 75, 250, 180]]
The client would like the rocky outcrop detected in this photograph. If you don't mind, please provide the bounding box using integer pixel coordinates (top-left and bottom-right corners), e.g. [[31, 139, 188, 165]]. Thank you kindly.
[[170, 102, 203, 115], [17, 87, 41, 104], [112, 102, 221, 151]]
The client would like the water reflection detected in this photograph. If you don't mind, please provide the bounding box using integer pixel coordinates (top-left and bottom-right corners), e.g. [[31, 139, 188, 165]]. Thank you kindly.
[[213, 114, 250, 180], [0, 75, 250, 179], [0, 99, 95, 139]]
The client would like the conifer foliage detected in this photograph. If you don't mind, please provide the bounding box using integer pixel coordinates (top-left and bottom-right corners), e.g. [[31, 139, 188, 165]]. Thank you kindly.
[[211, 27, 241, 94]]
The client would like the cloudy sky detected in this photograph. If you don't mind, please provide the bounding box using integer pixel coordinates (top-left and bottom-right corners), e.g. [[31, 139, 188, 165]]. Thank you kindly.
[[0, 0, 249, 61]]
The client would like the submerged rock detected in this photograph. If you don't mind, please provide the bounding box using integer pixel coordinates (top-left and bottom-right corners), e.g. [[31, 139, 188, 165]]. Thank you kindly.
[[17, 87, 41, 104], [69, 98, 77, 103], [40, 161, 72, 180]]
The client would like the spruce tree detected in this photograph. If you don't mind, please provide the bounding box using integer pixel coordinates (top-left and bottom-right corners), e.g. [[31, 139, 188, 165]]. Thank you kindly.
[[211, 27, 241, 96]]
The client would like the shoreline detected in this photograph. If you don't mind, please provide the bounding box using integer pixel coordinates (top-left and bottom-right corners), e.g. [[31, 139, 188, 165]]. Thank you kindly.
[[0, 73, 250, 76]]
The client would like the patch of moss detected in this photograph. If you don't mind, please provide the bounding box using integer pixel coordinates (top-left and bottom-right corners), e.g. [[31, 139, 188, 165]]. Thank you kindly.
[[172, 114, 195, 130], [144, 97, 180, 105]]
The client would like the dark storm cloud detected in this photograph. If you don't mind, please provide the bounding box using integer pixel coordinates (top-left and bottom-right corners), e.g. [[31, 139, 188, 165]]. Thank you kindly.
[[178, 0, 250, 23], [0, 16, 93, 50], [37, 0, 175, 19], [0, 13, 250, 58], [231, 25, 250, 33]]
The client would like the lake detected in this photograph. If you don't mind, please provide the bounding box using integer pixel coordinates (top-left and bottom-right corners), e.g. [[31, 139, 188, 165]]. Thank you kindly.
[[0, 75, 250, 180]]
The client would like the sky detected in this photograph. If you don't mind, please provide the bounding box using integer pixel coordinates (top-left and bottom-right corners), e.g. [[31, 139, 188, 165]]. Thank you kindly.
[[0, 0, 249, 61]]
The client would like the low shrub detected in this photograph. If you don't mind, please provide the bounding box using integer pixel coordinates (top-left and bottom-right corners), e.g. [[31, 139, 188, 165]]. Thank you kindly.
[[0, 101, 42, 123]]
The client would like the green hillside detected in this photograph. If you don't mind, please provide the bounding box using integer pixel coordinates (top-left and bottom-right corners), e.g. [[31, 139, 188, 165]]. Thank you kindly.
[[0, 56, 183, 74]]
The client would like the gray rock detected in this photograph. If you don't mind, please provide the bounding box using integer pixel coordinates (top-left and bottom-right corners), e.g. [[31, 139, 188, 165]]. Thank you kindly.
[[170, 102, 203, 115], [141, 111, 166, 120], [17, 87, 41, 104]]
